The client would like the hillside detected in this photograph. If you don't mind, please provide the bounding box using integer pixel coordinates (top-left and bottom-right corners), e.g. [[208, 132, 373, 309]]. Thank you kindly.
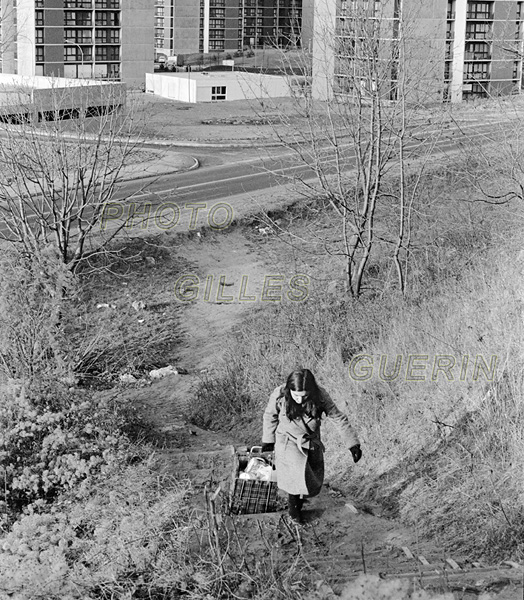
[[0, 92, 523, 599]]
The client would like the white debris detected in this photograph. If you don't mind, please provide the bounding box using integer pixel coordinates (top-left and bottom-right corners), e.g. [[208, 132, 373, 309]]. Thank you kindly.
[[149, 365, 179, 379], [120, 373, 137, 384], [345, 502, 359, 514]]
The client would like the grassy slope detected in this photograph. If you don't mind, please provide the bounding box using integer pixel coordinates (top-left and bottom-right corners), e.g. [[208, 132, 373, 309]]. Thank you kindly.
[[188, 159, 524, 561]]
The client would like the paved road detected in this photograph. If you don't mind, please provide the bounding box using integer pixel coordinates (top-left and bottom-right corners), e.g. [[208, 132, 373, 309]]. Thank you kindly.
[[0, 117, 507, 237], [113, 118, 503, 213]]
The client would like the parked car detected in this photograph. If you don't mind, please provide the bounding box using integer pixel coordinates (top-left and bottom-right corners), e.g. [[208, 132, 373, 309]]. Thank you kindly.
[[154, 54, 167, 70]]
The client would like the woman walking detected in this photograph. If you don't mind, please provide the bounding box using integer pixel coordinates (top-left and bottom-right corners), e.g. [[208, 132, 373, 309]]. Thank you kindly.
[[261, 368, 362, 524]]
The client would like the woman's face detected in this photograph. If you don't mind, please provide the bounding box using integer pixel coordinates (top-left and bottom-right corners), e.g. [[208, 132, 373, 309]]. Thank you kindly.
[[290, 390, 308, 404]]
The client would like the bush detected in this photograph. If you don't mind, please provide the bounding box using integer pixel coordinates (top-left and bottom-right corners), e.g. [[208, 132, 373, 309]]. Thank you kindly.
[[0, 382, 128, 522], [0, 464, 193, 599], [0, 247, 76, 383]]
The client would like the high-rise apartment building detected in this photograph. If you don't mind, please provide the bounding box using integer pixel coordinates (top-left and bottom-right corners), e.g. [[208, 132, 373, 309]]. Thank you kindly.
[[312, 0, 524, 102], [154, 0, 314, 57], [446, 0, 523, 100], [0, 0, 153, 87]]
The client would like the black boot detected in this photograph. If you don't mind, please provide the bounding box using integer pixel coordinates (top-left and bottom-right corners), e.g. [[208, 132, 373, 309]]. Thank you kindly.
[[288, 494, 304, 524]]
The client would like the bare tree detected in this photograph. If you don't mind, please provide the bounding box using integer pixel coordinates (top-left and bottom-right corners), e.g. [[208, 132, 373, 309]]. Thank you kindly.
[[256, 0, 447, 296], [0, 80, 142, 273]]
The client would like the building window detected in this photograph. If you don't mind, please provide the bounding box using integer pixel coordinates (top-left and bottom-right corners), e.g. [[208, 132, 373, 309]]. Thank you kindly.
[[64, 45, 92, 61], [466, 2, 493, 20], [35, 10, 44, 26], [95, 0, 120, 7], [95, 46, 120, 61], [35, 46, 44, 62], [211, 86, 226, 100], [35, 29, 44, 44], [64, 11, 92, 26], [95, 29, 120, 43], [463, 82, 489, 99], [65, 29, 92, 43], [107, 63, 120, 79], [95, 11, 120, 26], [465, 22, 492, 39], [65, 0, 93, 7], [464, 62, 490, 80], [465, 41, 490, 59], [447, 0, 455, 20], [209, 40, 225, 50]]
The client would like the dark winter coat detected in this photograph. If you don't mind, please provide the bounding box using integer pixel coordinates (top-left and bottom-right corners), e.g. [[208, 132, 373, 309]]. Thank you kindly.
[[262, 384, 360, 497]]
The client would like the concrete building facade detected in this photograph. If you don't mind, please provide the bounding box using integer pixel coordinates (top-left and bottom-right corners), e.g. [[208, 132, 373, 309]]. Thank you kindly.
[[154, 0, 315, 57], [0, 0, 153, 88], [312, 0, 524, 102]]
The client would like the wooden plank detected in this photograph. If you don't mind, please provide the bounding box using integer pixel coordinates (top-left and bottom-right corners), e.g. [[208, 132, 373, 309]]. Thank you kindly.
[[402, 547, 414, 559], [345, 502, 359, 514], [418, 555, 431, 566], [211, 484, 221, 501], [445, 558, 461, 570], [502, 560, 522, 570]]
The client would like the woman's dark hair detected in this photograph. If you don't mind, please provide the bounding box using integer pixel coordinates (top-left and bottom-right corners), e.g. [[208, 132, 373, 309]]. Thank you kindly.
[[282, 368, 321, 421]]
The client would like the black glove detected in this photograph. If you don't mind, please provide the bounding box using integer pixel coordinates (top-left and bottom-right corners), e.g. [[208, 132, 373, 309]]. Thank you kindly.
[[350, 444, 362, 463], [261, 442, 275, 453]]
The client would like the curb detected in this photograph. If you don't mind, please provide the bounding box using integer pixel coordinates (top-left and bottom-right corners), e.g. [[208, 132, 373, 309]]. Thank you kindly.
[[136, 137, 285, 149], [118, 155, 200, 183]]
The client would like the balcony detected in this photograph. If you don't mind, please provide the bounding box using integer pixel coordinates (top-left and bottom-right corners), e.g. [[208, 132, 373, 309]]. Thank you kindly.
[[466, 12, 493, 20], [463, 68, 490, 81], [464, 52, 491, 60]]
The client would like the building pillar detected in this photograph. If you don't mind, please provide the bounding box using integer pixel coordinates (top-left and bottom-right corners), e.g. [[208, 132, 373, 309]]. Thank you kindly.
[[311, 0, 336, 101], [451, 0, 467, 102], [203, 0, 210, 54]]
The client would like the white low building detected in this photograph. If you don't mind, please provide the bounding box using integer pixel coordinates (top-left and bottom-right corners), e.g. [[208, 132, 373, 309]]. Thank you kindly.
[[145, 70, 295, 103], [0, 74, 126, 122]]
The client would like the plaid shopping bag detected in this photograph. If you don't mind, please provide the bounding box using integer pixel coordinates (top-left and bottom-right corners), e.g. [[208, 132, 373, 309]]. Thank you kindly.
[[228, 445, 279, 515], [229, 477, 279, 515]]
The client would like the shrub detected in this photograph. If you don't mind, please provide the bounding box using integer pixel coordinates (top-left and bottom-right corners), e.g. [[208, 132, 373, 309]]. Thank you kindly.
[[0, 464, 193, 599], [0, 382, 128, 522], [0, 247, 76, 383]]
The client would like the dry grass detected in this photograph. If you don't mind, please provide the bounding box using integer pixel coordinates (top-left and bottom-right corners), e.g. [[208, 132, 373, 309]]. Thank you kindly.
[[189, 154, 524, 560]]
